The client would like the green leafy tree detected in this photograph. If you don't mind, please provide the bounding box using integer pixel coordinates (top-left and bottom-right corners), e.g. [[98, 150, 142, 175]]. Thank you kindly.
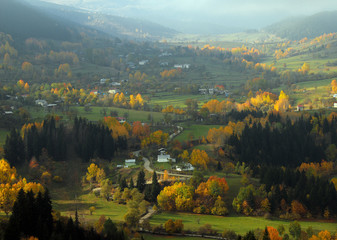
[[289, 221, 301, 240]]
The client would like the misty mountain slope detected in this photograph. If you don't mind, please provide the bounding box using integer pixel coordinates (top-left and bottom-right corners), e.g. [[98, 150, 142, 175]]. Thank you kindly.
[[26, 0, 179, 40], [0, 0, 82, 41], [265, 11, 337, 40]]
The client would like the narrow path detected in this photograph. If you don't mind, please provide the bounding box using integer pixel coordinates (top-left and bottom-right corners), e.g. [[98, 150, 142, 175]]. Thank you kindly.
[[139, 206, 156, 226]]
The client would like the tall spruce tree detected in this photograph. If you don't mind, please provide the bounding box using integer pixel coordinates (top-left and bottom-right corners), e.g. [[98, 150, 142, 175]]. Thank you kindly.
[[136, 169, 146, 192], [151, 171, 161, 202]]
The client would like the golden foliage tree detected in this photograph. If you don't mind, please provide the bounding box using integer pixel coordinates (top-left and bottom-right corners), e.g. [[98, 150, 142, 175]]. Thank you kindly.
[[189, 149, 209, 170]]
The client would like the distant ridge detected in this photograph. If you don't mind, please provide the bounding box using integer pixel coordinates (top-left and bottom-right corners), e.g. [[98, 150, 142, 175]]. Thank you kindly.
[[264, 11, 337, 40], [0, 0, 80, 41], [25, 0, 179, 40]]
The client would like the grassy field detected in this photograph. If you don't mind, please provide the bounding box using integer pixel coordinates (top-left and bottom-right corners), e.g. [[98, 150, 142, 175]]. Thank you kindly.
[[0, 129, 9, 146], [72, 106, 165, 123], [175, 124, 222, 142], [148, 93, 218, 108], [52, 192, 128, 225], [150, 213, 337, 235], [142, 234, 205, 240]]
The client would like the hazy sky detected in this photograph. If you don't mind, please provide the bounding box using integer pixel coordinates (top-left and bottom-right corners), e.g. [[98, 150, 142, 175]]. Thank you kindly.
[[36, 0, 337, 33]]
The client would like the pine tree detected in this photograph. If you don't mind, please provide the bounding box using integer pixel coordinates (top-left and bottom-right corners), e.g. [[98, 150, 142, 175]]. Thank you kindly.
[[137, 169, 146, 192], [151, 171, 161, 202], [129, 178, 134, 189]]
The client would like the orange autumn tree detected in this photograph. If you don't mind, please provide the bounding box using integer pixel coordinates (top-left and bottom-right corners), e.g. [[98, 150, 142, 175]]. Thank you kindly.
[[267, 226, 282, 240], [141, 130, 169, 149], [309, 230, 332, 240], [103, 116, 129, 139], [298, 160, 334, 177], [195, 176, 229, 199], [132, 121, 150, 140]]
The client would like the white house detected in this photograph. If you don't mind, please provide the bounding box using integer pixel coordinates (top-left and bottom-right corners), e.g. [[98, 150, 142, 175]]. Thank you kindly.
[[157, 154, 176, 163], [334, 103, 337, 108], [176, 163, 194, 171], [110, 82, 121, 87], [35, 99, 47, 107], [297, 105, 304, 111], [100, 78, 109, 84], [139, 60, 149, 66], [125, 159, 136, 168], [108, 89, 120, 95]]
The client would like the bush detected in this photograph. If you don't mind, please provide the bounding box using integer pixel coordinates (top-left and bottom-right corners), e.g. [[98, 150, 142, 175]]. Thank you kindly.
[[222, 229, 237, 240], [52, 175, 63, 183], [198, 224, 217, 236], [164, 219, 184, 234]]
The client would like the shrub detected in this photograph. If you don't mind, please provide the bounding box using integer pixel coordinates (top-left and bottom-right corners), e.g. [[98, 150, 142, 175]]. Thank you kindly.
[[198, 224, 217, 236], [52, 175, 63, 183], [222, 229, 237, 240]]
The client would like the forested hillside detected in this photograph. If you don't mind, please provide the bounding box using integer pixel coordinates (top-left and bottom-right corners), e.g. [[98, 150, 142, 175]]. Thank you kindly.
[[265, 11, 337, 40]]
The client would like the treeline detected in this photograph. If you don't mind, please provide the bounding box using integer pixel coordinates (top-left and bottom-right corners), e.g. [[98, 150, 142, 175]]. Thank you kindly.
[[260, 167, 337, 216], [4, 117, 66, 165], [3, 189, 125, 240], [228, 114, 337, 167], [73, 117, 127, 162], [4, 116, 128, 166]]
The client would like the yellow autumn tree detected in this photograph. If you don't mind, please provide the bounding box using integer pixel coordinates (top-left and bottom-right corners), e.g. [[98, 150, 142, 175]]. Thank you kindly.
[[274, 90, 290, 112], [331, 80, 337, 93], [189, 149, 209, 170], [298, 62, 310, 74], [0, 159, 44, 215]]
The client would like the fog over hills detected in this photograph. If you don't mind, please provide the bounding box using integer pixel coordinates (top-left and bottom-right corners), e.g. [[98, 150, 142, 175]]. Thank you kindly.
[[24, 0, 337, 34]]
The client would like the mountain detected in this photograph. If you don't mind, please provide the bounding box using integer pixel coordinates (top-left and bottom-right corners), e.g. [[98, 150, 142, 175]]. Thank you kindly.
[[0, 0, 81, 41], [264, 11, 337, 40], [24, 0, 179, 40]]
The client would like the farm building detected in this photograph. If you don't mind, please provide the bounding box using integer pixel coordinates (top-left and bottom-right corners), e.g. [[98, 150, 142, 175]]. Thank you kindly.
[[157, 154, 176, 163], [125, 159, 136, 168], [297, 105, 304, 111]]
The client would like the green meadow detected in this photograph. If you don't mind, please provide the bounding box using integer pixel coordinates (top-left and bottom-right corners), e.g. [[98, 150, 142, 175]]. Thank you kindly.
[[150, 213, 337, 235]]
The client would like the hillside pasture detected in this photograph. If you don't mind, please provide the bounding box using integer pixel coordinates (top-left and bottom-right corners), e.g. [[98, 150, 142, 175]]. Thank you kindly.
[[0, 129, 9, 146], [150, 213, 337, 235], [175, 124, 222, 142], [72, 106, 165, 122]]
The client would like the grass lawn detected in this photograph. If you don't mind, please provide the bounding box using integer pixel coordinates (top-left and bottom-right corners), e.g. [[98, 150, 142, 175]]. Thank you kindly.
[[0, 129, 9, 146], [175, 124, 222, 142], [72, 106, 165, 123], [150, 213, 337, 235], [148, 93, 228, 108], [142, 234, 204, 240], [52, 191, 128, 225]]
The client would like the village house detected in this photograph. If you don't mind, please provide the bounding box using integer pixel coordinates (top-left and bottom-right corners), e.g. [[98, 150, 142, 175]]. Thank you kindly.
[[297, 105, 304, 111], [110, 82, 121, 87], [116, 117, 126, 124], [100, 78, 109, 84], [139, 60, 149, 66], [35, 99, 47, 107], [108, 89, 120, 94], [157, 153, 176, 163], [124, 159, 136, 168], [176, 163, 194, 172]]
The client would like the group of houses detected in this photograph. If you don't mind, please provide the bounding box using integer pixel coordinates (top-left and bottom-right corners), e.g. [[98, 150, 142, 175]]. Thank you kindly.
[[157, 148, 194, 171]]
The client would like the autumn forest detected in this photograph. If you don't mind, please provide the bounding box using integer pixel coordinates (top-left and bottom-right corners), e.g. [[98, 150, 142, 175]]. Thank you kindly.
[[1, 0, 337, 240]]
